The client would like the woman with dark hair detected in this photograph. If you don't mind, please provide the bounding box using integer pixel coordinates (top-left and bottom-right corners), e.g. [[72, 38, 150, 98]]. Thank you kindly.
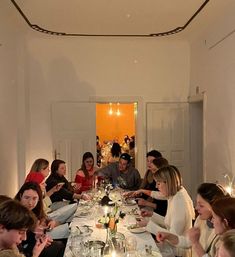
[[137, 157, 169, 216], [46, 159, 87, 204], [157, 183, 229, 257], [125, 150, 168, 216], [15, 182, 65, 257], [107, 143, 122, 164], [74, 152, 99, 193]]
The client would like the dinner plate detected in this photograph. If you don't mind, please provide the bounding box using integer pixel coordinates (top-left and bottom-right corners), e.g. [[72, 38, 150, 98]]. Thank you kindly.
[[75, 211, 91, 217], [128, 225, 146, 234], [123, 199, 137, 206], [138, 250, 162, 257]]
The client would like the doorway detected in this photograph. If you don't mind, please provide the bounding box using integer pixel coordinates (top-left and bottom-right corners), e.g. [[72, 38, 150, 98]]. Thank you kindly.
[[96, 102, 137, 167]]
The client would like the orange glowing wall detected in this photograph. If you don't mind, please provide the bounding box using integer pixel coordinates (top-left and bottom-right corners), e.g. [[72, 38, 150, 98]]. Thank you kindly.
[[96, 103, 135, 144]]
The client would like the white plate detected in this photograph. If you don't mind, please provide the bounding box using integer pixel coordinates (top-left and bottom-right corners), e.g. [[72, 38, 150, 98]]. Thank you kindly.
[[124, 199, 137, 206], [128, 226, 146, 234], [138, 250, 162, 257]]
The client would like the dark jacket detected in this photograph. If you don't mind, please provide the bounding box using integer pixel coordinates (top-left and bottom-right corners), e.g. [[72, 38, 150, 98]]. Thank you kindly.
[[46, 173, 74, 202]]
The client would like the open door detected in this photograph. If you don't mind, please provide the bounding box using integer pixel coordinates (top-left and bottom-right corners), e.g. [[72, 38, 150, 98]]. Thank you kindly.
[[51, 102, 96, 181], [146, 103, 190, 194]]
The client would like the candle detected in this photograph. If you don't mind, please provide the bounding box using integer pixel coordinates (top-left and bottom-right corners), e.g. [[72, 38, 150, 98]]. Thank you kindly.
[[111, 250, 116, 257], [104, 206, 108, 223]]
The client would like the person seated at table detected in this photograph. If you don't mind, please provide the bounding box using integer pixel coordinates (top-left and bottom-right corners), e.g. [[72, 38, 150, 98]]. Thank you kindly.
[[29, 158, 50, 179], [0, 197, 48, 257], [135, 165, 195, 257], [28, 158, 66, 210], [137, 152, 168, 216], [25, 172, 77, 224], [97, 153, 141, 190], [157, 183, 229, 257], [15, 182, 67, 257], [74, 152, 100, 193], [218, 229, 235, 257], [46, 159, 88, 209]]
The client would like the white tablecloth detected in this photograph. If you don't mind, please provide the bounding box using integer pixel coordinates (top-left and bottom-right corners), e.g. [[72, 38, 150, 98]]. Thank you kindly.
[[64, 203, 161, 256]]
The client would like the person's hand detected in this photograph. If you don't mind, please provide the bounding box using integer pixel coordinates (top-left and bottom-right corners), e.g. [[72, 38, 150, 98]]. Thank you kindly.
[[44, 235, 53, 248], [122, 191, 134, 198], [188, 227, 200, 244], [140, 209, 153, 217], [32, 234, 49, 257], [137, 219, 148, 227], [72, 183, 82, 191], [47, 220, 57, 230], [137, 198, 148, 206], [156, 232, 179, 245], [81, 193, 92, 201], [132, 190, 143, 197], [53, 184, 63, 192]]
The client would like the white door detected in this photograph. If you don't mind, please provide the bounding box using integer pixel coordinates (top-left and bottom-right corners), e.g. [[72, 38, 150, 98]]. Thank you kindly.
[[146, 103, 190, 193], [51, 102, 96, 181]]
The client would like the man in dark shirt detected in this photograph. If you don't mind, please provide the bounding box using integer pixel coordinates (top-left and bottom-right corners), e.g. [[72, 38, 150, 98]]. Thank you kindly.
[[98, 153, 141, 190]]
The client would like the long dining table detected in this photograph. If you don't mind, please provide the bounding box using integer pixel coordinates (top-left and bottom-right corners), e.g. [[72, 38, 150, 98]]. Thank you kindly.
[[64, 192, 162, 257]]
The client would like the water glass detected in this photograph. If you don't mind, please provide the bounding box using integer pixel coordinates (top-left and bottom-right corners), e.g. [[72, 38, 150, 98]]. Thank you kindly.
[[125, 236, 137, 252]]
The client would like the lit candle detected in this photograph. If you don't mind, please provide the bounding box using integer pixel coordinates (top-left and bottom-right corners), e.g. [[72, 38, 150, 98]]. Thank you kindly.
[[111, 250, 116, 257], [104, 206, 108, 222]]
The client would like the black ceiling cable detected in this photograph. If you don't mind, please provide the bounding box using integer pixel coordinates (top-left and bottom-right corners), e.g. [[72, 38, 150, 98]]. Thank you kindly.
[[10, 0, 210, 37]]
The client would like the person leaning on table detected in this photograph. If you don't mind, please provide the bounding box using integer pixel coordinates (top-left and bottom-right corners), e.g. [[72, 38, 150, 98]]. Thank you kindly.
[[97, 153, 141, 190], [134, 165, 195, 257]]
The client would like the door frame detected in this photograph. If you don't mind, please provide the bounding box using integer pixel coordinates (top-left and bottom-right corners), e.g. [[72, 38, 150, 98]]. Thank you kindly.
[[90, 96, 145, 174], [188, 92, 206, 192]]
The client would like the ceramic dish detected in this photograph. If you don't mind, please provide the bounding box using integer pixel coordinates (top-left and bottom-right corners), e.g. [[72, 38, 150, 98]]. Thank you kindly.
[[137, 250, 162, 257], [128, 224, 146, 234], [124, 199, 137, 206]]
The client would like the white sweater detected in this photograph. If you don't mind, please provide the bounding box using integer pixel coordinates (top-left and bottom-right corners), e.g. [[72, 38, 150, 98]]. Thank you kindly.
[[146, 187, 195, 257], [177, 217, 219, 257]]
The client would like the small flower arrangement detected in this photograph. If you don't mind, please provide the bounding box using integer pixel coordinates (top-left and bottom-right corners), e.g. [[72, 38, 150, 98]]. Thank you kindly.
[[99, 203, 125, 233]]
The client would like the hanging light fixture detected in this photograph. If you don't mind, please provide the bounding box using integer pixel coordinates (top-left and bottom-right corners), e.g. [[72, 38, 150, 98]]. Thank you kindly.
[[116, 103, 121, 116], [108, 103, 113, 115]]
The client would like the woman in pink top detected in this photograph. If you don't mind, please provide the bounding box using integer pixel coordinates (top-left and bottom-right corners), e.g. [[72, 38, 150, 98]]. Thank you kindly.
[[74, 152, 98, 193]]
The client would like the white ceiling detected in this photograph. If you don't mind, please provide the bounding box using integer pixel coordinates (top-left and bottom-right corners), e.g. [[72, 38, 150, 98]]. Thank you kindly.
[[11, 0, 235, 39]]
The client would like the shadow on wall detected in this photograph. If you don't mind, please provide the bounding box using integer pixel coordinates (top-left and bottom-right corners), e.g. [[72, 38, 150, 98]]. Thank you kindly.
[[48, 57, 95, 101], [26, 55, 95, 171]]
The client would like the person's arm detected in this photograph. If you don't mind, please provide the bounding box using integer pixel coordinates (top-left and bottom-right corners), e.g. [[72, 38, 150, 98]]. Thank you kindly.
[[151, 190, 167, 200], [188, 227, 207, 257], [132, 188, 152, 197], [137, 198, 157, 209], [96, 165, 112, 177]]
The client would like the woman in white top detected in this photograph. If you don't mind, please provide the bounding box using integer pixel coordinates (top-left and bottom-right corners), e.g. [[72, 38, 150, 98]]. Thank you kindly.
[[157, 183, 228, 257], [133, 165, 195, 257]]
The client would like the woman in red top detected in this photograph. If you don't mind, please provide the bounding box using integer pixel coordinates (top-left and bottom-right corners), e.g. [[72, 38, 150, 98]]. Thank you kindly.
[[74, 152, 98, 193]]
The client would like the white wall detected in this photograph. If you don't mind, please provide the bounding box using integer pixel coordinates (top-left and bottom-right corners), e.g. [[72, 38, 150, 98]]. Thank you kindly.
[[0, 1, 28, 196], [24, 35, 190, 176], [190, 13, 235, 184]]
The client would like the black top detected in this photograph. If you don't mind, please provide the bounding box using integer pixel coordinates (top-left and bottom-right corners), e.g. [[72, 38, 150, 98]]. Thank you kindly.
[[140, 170, 167, 217], [46, 173, 74, 202], [19, 230, 65, 257]]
